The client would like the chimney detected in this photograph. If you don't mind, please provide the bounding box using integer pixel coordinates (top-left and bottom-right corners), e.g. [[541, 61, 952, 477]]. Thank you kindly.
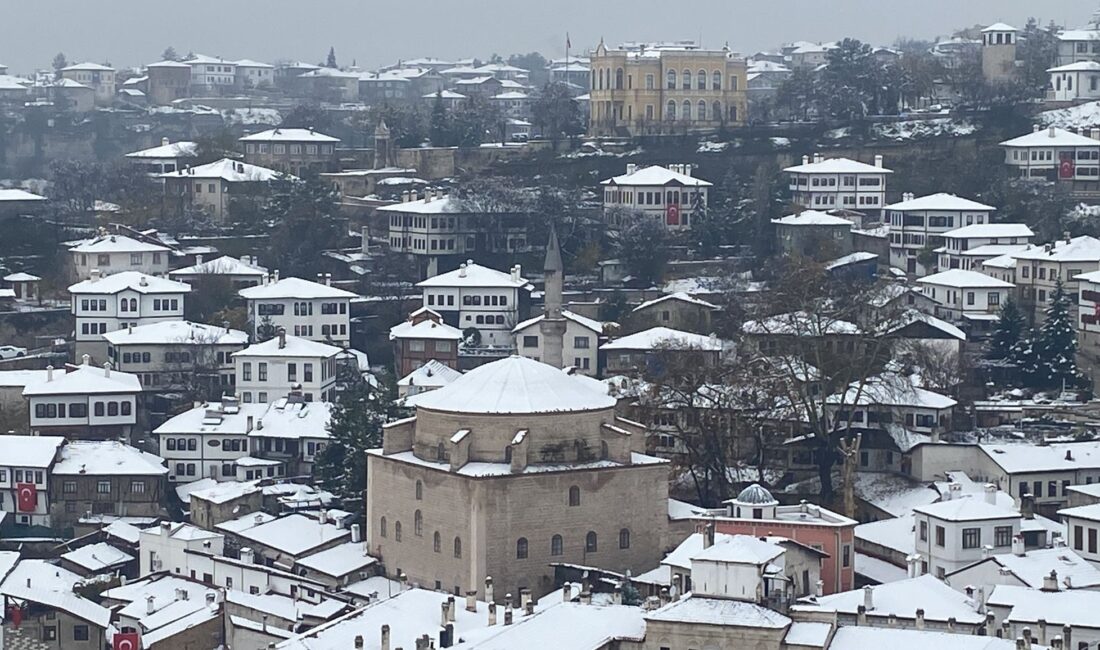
[[626, 163, 636, 175], [278, 327, 286, 349], [488, 603, 497, 626], [1012, 534, 1026, 557], [915, 608, 925, 630], [813, 153, 823, 163], [458, 263, 467, 278], [274, 269, 280, 282], [657, 588, 669, 606], [562, 583, 572, 603], [1038, 620, 1048, 645], [466, 591, 477, 612], [801, 155, 809, 165], [580, 590, 594, 605], [246, 415, 254, 433], [1023, 627, 1033, 650], [519, 589, 531, 611], [485, 576, 494, 604], [440, 602, 449, 627], [985, 483, 997, 505], [863, 586, 873, 611], [325, 273, 332, 286], [447, 596, 456, 623], [1033, 124, 1041, 132], [503, 604, 513, 625], [82, 354, 91, 366], [351, 523, 361, 543], [815, 580, 824, 597], [874, 154, 884, 167], [857, 605, 867, 626], [510, 264, 521, 282], [147, 595, 156, 615], [354, 635, 364, 650], [90, 268, 101, 282], [1050, 125, 1057, 138], [611, 585, 623, 606], [703, 521, 715, 549], [381, 625, 391, 650], [982, 545, 993, 560], [948, 617, 957, 633], [1042, 570, 1060, 592], [241, 547, 255, 564], [525, 599, 535, 616], [162, 137, 170, 147], [440, 623, 454, 648], [1021, 493, 1035, 519], [103, 361, 111, 378], [46, 365, 54, 382], [985, 612, 996, 636], [1064, 625, 1073, 649], [139, 276, 148, 287]]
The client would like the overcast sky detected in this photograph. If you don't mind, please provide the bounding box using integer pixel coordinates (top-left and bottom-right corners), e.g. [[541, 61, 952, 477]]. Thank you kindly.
[[3, 0, 1098, 73]]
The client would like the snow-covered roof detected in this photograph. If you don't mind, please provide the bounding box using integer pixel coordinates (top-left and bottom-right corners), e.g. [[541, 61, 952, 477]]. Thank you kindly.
[[216, 511, 277, 534], [456, 601, 645, 649], [103, 320, 247, 346], [397, 359, 464, 388], [631, 292, 718, 313], [983, 253, 1019, 269], [982, 22, 1018, 32], [229, 513, 349, 557], [600, 165, 712, 187], [417, 262, 530, 289], [389, 318, 463, 341], [0, 560, 111, 627], [3, 271, 40, 282], [69, 270, 190, 295], [23, 364, 141, 396], [0, 188, 44, 202], [53, 440, 166, 476], [142, 606, 220, 647], [377, 194, 458, 215], [0, 434, 64, 467], [953, 547, 1100, 589], [600, 326, 721, 352], [125, 140, 198, 159], [1048, 61, 1100, 73], [407, 355, 616, 414], [792, 574, 982, 623], [60, 542, 133, 572], [784, 156, 893, 174], [225, 591, 345, 626], [1059, 29, 1100, 41], [295, 541, 376, 578], [942, 223, 1031, 239], [987, 584, 1100, 629], [254, 400, 332, 440], [170, 255, 268, 278], [646, 596, 791, 627], [825, 251, 878, 270], [1012, 236, 1100, 262], [884, 310, 967, 341], [185, 54, 237, 65], [884, 192, 995, 212], [917, 269, 1014, 288], [691, 534, 785, 565], [188, 481, 260, 504], [492, 91, 529, 100], [239, 128, 340, 143], [146, 60, 191, 68], [742, 311, 860, 336], [913, 495, 1018, 522], [0, 369, 49, 388], [1000, 127, 1100, 148], [154, 401, 267, 436], [423, 89, 467, 99], [981, 441, 1100, 474], [233, 335, 343, 359], [829, 627, 1024, 650], [161, 158, 286, 182], [1058, 502, 1100, 522], [771, 210, 855, 226], [69, 234, 169, 254], [513, 309, 604, 334], [827, 375, 957, 410], [239, 276, 356, 300], [61, 62, 114, 72], [955, 243, 1030, 258], [234, 59, 274, 68]]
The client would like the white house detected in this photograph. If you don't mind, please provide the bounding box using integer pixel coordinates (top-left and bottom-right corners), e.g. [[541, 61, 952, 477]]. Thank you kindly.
[[784, 154, 891, 212], [1076, 270, 1100, 376], [0, 434, 64, 526], [936, 223, 1033, 272], [1014, 235, 1100, 322], [248, 397, 332, 479], [124, 138, 198, 175], [1059, 503, 1100, 564], [234, 59, 274, 89], [416, 261, 531, 348], [912, 488, 1022, 579], [168, 255, 268, 289], [238, 275, 354, 347], [600, 164, 712, 230], [154, 397, 266, 483], [981, 252, 1019, 284], [23, 360, 141, 440], [103, 320, 247, 394], [58, 62, 115, 104], [69, 270, 191, 361], [185, 54, 238, 90], [160, 158, 287, 222], [1000, 125, 1100, 182], [232, 331, 341, 404], [883, 193, 997, 276], [69, 234, 172, 280], [512, 310, 603, 375], [139, 521, 225, 575], [1048, 61, 1100, 101], [916, 269, 1014, 324]]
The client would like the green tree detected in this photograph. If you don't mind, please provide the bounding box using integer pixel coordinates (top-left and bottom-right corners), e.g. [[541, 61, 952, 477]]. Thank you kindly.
[[264, 177, 346, 277], [429, 91, 450, 146], [617, 218, 669, 286], [531, 82, 582, 144], [52, 52, 68, 77], [1036, 278, 1078, 389], [1017, 18, 1060, 97], [192, 130, 241, 166], [988, 297, 1025, 360], [161, 46, 179, 62], [508, 52, 549, 87], [326, 47, 338, 69], [280, 103, 335, 133]]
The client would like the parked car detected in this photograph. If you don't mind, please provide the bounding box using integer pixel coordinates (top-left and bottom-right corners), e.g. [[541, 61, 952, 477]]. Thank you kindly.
[[0, 345, 27, 359]]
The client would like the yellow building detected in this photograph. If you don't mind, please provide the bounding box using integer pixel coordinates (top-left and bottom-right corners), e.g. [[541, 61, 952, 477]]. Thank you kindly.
[[588, 41, 749, 137]]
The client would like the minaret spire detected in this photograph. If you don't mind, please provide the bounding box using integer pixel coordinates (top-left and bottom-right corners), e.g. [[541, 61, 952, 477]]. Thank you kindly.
[[540, 227, 567, 369]]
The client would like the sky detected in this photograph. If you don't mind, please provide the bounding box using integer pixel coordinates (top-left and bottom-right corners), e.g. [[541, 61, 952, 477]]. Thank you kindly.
[[3, 0, 1099, 74]]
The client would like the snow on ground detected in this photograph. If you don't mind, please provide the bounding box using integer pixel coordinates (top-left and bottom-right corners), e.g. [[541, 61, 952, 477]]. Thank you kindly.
[[697, 140, 729, 153], [824, 126, 852, 139], [872, 118, 977, 141], [223, 108, 282, 125], [1040, 100, 1100, 130], [770, 136, 791, 148]]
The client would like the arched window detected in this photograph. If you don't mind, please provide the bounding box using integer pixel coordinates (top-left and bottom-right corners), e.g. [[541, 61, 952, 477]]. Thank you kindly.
[[682, 69, 691, 90], [713, 101, 722, 122], [712, 70, 722, 90], [120, 300, 129, 312], [615, 67, 624, 90], [516, 537, 528, 559], [697, 69, 707, 89], [380, 516, 387, 538], [504, 446, 513, 463], [682, 100, 692, 121], [569, 486, 581, 506], [585, 531, 598, 553], [437, 442, 447, 461], [395, 521, 402, 541], [729, 105, 738, 122], [666, 70, 676, 90], [415, 480, 423, 500], [433, 531, 441, 553], [130, 298, 137, 311], [598, 68, 605, 90], [698, 100, 707, 121], [454, 536, 462, 558], [619, 528, 631, 549], [414, 510, 423, 536], [666, 100, 676, 120], [551, 534, 563, 556], [600, 441, 609, 460]]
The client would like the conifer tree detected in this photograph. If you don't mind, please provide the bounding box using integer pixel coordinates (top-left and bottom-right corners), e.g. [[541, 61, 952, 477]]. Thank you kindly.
[[326, 47, 338, 69], [988, 296, 1025, 360], [1036, 277, 1078, 389]]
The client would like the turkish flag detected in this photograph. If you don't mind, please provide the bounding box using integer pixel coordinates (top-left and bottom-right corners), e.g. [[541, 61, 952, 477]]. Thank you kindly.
[[1060, 153, 1076, 179], [113, 631, 140, 650], [16, 483, 36, 512], [8, 604, 22, 628], [666, 204, 680, 226]]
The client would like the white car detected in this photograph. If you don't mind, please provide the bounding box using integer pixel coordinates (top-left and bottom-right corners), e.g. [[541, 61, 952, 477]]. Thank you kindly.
[[0, 345, 27, 359]]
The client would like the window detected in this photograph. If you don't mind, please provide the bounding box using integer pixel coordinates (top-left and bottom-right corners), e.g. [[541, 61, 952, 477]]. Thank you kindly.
[[935, 525, 945, 547], [414, 510, 423, 536], [682, 69, 691, 89], [585, 531, 598, 553], [130, 480, 145, 494], [666, 70, 676, 89], [95, 480, 111, 494], [569, 485, 580, 506], [516, 537, 528, 559], [682, 100, 691, 120], [994, 526, 1013, 547], [666, 100, 676, 120], [712, 70, 722, 90], [989, 292, 1000, 306], [1090, 527, 1097, 554], [574, 336, 590, 349], [551, 534, 563, 556], [242, 363, 252, 381], [380, 517, 387, 538], [258, 363, 267, 381], [130, 253, 143, 266], [962, 527, 981, 549], [619, 528, 631, 549], [63, 481, 76, 494], [434, 531, 441, 553], [395, 521, 402, 541], [919, 520, 927, 541], [454, 536, 462, 558], [415, 480, 423, 500], [523, 335, 538, 348], [73, 625, 90, 642]]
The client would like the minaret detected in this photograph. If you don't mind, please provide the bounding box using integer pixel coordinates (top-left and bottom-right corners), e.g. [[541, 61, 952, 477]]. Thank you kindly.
[[539, 228, 567, 369], [373, 119, 392, 169]]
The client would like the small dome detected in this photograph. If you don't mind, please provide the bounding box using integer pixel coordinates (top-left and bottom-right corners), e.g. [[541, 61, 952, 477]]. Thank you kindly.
[[735, 483, 777, 505]]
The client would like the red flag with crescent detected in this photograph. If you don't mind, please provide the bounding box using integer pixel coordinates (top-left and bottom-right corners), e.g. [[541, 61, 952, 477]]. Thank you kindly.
[[8, 604, 23, 628], [16, 483, 36, 512], [1060, 152, 1075, 179], [666, 203, 680, 226], [113, 632, 140, 650]]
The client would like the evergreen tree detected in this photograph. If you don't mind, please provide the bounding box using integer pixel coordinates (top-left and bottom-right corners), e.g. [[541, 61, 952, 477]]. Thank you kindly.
[[52, 52, 68, 77], [1010, 329, 1041, 387], [161, 46, 179, 62], [429, 90, 450, 146], [988, 297, 1025, 359], [1036, 278, 1078, 389], [264, 177, 345, 277], [326, 47, 338, 69]]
